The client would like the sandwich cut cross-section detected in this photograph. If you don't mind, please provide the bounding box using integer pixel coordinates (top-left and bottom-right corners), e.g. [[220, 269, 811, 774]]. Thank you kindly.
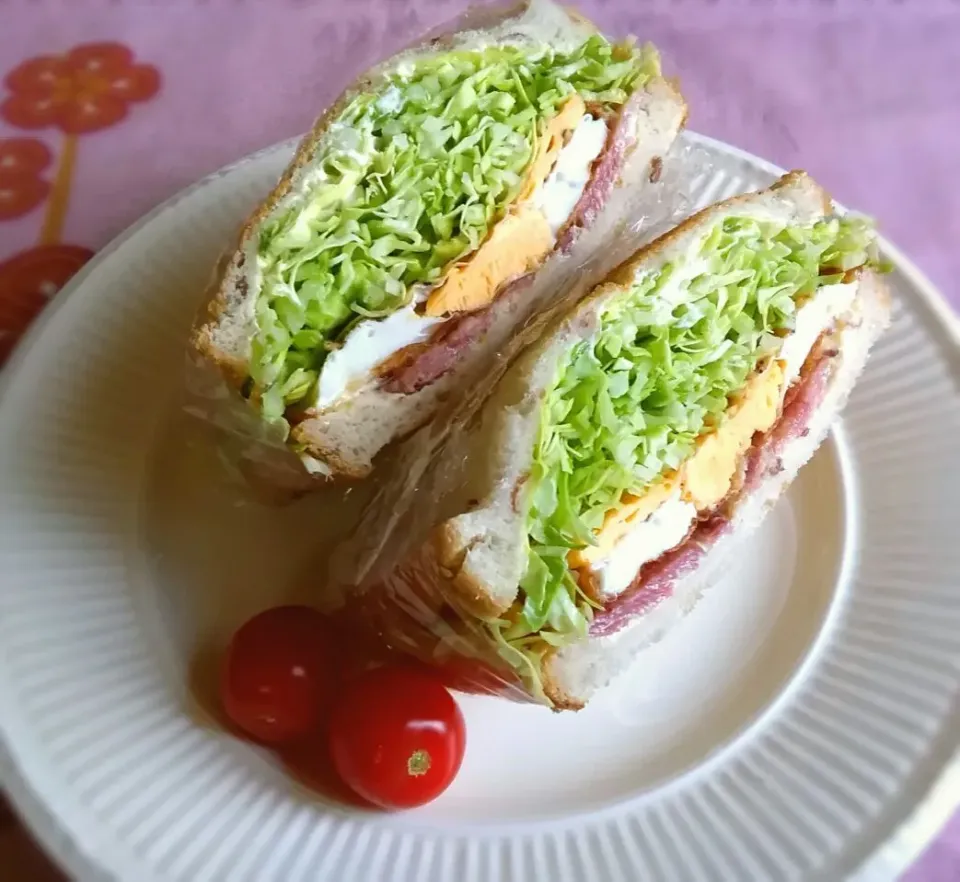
[[435, 175, 889, 704]]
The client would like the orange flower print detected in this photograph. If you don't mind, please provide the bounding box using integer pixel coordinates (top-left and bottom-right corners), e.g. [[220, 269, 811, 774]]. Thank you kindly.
[[0, 138, 52, 219], [1, 43, 160, 135]]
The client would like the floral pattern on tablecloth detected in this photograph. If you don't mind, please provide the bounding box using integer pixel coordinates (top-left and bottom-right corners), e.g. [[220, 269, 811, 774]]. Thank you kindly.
[[0, 42, 160, 362]]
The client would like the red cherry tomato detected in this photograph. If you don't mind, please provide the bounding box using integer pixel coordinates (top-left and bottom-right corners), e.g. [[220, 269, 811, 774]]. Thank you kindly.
[[221, 606, 336, 744], [329, 667, 466, 809]]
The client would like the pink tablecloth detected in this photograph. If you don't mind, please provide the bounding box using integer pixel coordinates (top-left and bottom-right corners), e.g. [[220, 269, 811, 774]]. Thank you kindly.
[[0, 1, 958, 878]]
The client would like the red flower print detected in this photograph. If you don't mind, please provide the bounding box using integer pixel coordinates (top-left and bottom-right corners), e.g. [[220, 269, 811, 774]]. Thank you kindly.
[[0, 138, 52, 220], [1, 43, 160, 135], [0, 45, 160, 363], [0, 244, 93, 363]]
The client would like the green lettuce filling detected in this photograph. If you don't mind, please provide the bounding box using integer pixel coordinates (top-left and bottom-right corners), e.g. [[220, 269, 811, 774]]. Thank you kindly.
[[490, 214, 881, 698], [251, 36, 659, 424]]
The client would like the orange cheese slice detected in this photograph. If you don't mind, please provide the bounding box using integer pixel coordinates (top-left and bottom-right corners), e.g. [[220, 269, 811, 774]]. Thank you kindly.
[[680, 360, 784, 511], [568, 361, 787, 570], [424, 94, 586, 318], [567, 477, 677, 568]]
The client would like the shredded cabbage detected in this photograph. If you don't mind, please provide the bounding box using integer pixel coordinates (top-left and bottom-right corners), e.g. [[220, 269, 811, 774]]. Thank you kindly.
[[493, 215, 881, 698], [250, 36, 659, 423]]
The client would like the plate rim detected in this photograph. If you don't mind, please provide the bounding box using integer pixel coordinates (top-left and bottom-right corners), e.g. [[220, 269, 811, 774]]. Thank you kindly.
[[0, 131, 957, 882]]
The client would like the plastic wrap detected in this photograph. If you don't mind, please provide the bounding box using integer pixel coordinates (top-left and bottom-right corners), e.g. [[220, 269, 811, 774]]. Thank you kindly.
[[325, 138, 718, 705], [182, 352, 322, 503]]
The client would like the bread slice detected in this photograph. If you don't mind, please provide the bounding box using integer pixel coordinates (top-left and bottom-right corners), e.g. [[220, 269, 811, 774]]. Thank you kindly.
[[190, 0, 687, 484], [420, 171, 834, 617], [542, 269, 891, 708]]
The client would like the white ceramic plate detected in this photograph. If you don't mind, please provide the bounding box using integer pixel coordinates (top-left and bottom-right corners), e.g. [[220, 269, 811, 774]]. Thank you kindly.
[[1, 133, 959, 882]]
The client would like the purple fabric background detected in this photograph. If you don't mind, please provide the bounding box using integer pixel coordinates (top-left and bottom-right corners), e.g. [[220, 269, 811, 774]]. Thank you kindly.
[[1, 1, 958, 878]]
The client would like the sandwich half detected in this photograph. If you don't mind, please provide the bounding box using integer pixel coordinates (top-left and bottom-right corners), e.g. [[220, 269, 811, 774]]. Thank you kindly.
[[337, 171, 891, 708], [192, 0, 687, 484]]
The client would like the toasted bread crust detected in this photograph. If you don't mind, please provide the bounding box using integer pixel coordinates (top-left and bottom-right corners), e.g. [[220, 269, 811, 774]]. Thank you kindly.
[[292, 437, 373, 482], [191, 250, 251, 388], [542, 680, 586, 711], [429, 522, 512, 619]]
